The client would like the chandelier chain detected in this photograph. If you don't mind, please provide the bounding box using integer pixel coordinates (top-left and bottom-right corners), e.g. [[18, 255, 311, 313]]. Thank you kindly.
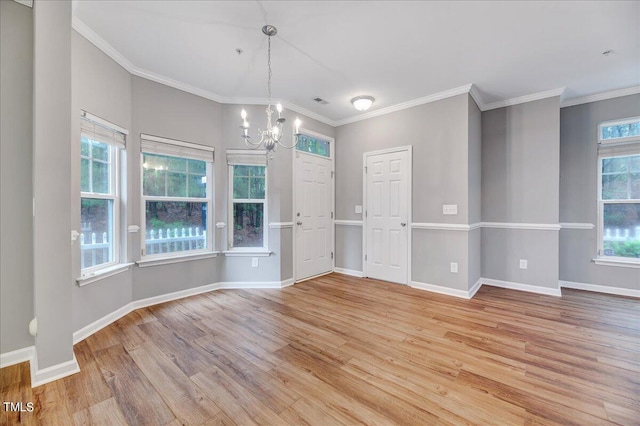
[[267, 34, 272, 105]]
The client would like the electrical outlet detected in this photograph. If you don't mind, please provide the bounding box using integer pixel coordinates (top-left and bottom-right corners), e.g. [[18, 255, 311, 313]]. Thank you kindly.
[[443, 204, 458, 215], [519, 259, 527, 269], [450, 262, 458, 273], [252, 257, 259, 268]]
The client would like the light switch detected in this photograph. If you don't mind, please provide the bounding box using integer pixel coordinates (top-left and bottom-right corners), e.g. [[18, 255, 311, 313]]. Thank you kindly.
[[355, 205, 363, 214], [252, 258, 259, 267], [443, 204, 458, 215], [450, 262, 458, 273], [519, 259, 528, 269]]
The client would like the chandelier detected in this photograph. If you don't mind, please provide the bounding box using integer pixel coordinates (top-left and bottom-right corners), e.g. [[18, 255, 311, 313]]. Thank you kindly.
[[241, 25, 301, 154]]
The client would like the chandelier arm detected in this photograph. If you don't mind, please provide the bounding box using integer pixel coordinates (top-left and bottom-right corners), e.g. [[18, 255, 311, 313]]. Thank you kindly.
[[275, 134, 302, 150]]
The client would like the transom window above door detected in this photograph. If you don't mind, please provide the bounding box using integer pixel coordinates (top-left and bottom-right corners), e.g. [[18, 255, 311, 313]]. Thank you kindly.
[[296, 133, 331, 158]]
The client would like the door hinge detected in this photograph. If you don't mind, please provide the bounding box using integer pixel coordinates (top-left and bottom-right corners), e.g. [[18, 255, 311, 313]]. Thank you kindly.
[[365, 254, 367, 261], [365, 210, 368, 217], [331, 211, 334, 219], [364, 166, 367, 173], [331, 171, 335, 179], [331, 252, 334, 259], [141, 248, 145, 256]]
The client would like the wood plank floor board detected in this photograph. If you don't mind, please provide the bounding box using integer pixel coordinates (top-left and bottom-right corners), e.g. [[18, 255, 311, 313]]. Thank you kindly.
[[190, 367, 286, 426], [62, 340, 113, 413], [2, 273, 638, 425], [192, 336, 301, 414], [93, 344, 176, 425], [0, 362, 36, 426], [136, 318, 218, 377], [126, 341, 221, 425], [71, 397, 129, 426]]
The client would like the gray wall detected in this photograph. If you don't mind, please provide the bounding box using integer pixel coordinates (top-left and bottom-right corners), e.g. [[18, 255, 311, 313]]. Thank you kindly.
[[559, 94, 640, 290], [0, 0, 34, 354], [130, 77, 223, 300], [468, 97, 482, 288], [481, 97, 561, 289], [71, 31, 134, 332], [336, 94, 478, 291], [32, 0, 74, 369]]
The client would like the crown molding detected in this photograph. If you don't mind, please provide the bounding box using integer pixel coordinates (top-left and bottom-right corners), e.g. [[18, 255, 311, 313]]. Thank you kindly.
[[334, 84, 475, 126], [482, 87, 566, 111], [468, 84, 486, 111], [72, 17, 136, 74], [13, 0, 33, 7], [72, 17, 337, 127], [560, 86, 640, 108], [71, 16, 637, 128]]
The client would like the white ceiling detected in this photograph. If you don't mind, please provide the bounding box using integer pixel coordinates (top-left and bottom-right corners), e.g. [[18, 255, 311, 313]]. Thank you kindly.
[[73, 1, 640, 125]]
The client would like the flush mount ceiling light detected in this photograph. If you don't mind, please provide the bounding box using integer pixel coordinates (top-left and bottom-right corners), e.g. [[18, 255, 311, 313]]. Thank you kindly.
[[351, 95, 375, 111], [240, 25, 301, 155]]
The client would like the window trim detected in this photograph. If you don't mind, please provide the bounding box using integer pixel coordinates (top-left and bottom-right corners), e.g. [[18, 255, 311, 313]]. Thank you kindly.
[[140, 136, 215, 261], [227, 155, 268, 251], [596, 149, 640, 266], [80, 116, 124, 277], [598, 116, 640, 145]]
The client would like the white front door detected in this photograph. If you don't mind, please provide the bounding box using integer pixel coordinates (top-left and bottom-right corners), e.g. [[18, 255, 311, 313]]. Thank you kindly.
[[364, 148, 410, 284], [295, 151, 333, 281]]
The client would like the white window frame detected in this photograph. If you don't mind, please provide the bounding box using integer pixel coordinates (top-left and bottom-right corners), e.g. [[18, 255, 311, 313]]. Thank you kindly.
[[79, 112, 126, 277], [598, 116, 640, 145], [596, 121, 640, 267], [140, 134, 214, 261], [227, 150, 268, 253]]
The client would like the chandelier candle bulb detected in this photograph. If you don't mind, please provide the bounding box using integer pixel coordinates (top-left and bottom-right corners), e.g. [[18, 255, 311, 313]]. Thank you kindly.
[[295, 118, 301, 134], [276, 103, 283, 113], [241, 109, 247, 120]]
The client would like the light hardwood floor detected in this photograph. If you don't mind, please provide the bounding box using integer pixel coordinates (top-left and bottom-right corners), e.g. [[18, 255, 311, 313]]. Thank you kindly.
[[1, 274, 639, 425]]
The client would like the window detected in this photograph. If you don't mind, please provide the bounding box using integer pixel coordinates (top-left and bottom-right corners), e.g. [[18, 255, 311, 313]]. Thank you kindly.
[[598, 118, 640, 263], [296, 133, 331, 158], [227, 150, 267, 250], [80, 113, 126, 274], [141, 135, 214, 259], [599, 117, 640, 145]]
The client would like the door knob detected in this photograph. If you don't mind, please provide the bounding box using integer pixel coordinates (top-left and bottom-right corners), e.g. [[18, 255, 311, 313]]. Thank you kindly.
[[401, 222, 406, 227], [297, 221, 303, 225]]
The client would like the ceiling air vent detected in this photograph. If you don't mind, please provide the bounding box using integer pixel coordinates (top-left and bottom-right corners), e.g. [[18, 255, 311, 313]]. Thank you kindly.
[[313, 97, 330, 105]]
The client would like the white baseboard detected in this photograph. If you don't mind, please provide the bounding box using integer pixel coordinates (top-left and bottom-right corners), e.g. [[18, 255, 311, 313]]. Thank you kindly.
[[219, 281, 289, 289], [0, 345, 35, 369], [73, 303, 134, 345], [482, 278, 562, 297], [281, 278, 295, 288], [333, 267, 364, 277], [560, 280, 640, 298], [132, 282, 222, 310], [468, 278, 483, 298], [410, 281, 475, 299], [30, 353, 80, 388]]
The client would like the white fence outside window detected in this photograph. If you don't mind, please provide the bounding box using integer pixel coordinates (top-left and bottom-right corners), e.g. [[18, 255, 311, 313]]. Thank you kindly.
[[81, 227, 206, 268]]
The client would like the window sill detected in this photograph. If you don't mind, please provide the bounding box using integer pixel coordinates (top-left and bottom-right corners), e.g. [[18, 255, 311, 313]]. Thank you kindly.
[[77, 263, 133, 287], [223, 250, 272, 257], [137, 251, 219, 268], [592, 258, 640, 269]]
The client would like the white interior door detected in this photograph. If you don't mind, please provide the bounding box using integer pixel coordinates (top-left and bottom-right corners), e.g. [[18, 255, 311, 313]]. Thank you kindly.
[[295, 151, 333, 281], [364, 148, 410, 284]]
